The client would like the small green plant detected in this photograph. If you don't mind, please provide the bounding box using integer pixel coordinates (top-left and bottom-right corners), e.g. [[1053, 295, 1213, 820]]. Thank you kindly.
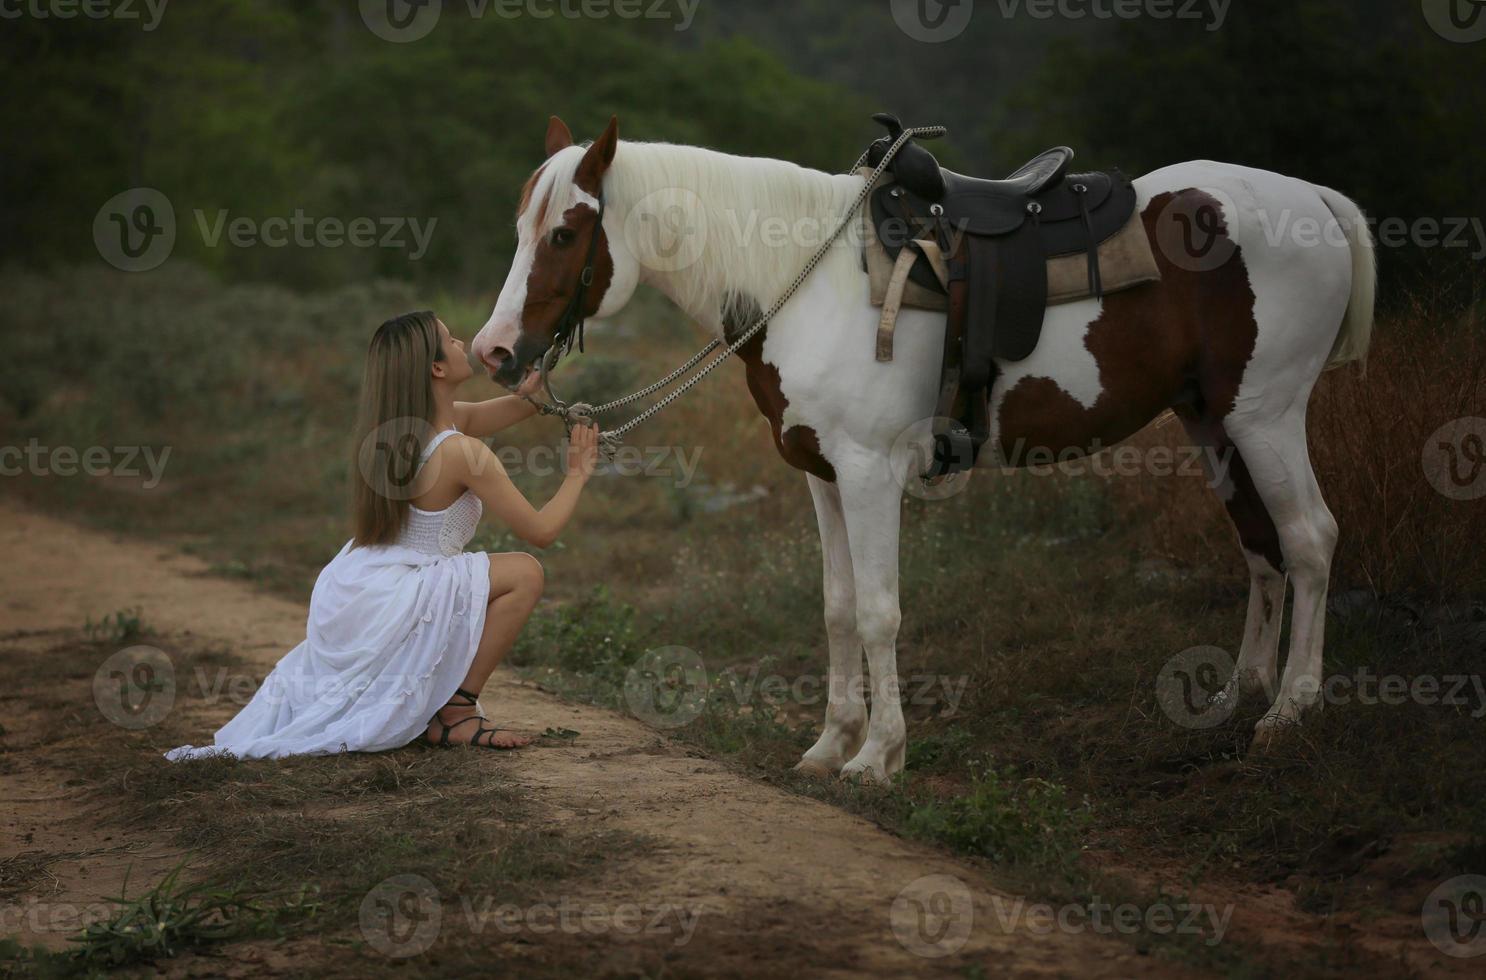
[[904, 756, 1089, 871], [83, 607, 148, 645], [514, 585, 647, 681], [68, 863, 317, 967]]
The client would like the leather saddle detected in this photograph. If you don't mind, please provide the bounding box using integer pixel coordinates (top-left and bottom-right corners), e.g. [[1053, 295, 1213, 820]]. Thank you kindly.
[[865, 114, 1138, 477]]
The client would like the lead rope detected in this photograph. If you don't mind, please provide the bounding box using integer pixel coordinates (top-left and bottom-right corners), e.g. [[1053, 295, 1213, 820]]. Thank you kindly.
[[527, 124, 948, 458]]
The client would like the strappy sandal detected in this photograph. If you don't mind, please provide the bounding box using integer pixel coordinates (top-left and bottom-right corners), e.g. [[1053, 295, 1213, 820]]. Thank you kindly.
[[423, 687, 531, 750]]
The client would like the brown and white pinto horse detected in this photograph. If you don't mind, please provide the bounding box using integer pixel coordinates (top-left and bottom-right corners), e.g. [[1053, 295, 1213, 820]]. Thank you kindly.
[[472, 116, 1376, 782]]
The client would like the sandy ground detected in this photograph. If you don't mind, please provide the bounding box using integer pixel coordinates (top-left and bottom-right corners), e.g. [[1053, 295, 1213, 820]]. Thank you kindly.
[[0, 499, 1188, 977]]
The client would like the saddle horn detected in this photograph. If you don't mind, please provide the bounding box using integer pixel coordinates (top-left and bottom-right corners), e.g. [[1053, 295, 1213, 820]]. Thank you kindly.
[[867, 113, 947, 202]]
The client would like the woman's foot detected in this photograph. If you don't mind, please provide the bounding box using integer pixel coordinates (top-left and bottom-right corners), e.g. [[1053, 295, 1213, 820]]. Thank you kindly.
[[423, 688, 533, 750]]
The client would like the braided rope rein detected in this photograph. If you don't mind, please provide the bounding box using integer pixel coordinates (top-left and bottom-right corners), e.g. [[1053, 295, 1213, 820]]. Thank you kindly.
[[529, 125, 947, 458]]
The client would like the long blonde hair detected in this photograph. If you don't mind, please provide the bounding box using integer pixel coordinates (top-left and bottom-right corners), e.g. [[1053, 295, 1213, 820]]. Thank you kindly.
[[350, 311, 446, 547]]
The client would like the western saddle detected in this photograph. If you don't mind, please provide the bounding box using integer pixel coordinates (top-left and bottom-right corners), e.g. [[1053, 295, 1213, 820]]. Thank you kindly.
[[864, 114, 1138, 478]]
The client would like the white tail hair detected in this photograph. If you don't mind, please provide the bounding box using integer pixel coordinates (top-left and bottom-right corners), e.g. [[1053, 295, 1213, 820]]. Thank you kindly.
[[1313, 183, 1377, 369]]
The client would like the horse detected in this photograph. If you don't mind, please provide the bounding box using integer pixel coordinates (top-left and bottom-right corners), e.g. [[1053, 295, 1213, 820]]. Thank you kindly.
[[471, 115, 1376, 783]]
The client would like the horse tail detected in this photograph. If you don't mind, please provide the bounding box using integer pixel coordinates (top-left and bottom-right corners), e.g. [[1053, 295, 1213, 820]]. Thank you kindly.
[[1313, 183, 1377, 370]]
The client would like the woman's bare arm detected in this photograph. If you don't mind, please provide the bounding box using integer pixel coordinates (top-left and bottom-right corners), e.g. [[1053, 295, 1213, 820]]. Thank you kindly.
[[453, 394, 541, 439], [451, 425, 598, 548]]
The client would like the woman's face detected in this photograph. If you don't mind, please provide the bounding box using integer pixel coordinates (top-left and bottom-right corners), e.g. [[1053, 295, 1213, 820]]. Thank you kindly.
[[433, 318, 474, 385]]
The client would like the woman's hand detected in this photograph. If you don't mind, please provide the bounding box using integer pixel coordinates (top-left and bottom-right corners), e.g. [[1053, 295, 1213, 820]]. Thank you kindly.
[[565, 421, 601, 482]]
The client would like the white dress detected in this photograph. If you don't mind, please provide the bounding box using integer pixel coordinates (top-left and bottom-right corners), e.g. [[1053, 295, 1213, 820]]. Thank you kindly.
[[166, 427, 490, 761]]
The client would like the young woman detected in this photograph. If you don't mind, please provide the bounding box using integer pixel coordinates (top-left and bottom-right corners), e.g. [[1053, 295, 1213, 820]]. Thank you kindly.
[[167, 311, 598, 760]]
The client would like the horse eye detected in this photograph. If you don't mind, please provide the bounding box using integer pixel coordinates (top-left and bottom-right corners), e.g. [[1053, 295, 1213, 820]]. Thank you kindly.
[[551, 228, 575, 247]]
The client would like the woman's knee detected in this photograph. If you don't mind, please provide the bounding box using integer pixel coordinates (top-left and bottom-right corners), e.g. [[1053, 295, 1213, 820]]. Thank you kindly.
[[486, 552, 544, 601]]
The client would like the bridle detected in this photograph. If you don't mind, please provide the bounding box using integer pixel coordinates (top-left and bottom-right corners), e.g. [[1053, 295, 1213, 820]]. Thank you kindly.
[[549, 189, 607, 361]]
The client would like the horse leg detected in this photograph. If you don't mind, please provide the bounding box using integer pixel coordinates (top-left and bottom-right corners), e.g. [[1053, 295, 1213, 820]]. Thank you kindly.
[[795, 474, 867, 776], [1228, 409, 1339, 741], [835, 460, 907, 784], [1178, 412, 1286, 702]]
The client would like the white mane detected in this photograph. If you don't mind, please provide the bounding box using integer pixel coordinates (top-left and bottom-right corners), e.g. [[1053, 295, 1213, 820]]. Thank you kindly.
[[525, 139, 865, 329]]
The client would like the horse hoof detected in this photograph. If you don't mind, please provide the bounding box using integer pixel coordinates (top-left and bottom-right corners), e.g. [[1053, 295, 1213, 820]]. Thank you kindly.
[[1249, 715, 1298, 755], [839, 762, 890, 787], [793, 759, 835, 779]]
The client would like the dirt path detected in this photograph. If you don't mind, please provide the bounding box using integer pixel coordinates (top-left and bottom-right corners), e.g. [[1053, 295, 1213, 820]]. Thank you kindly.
[[0, 499, 1178, 977]]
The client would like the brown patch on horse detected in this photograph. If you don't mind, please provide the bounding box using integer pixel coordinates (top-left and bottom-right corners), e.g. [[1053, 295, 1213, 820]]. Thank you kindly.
[[1177, 409, 1286, 573], [517, 202, 613, 346], [996, 189, 1260, 461], [726, 297, 836, 482]]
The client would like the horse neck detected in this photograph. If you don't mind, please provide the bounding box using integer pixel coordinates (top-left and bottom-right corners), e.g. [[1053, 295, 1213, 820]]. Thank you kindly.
[[606, 142, 864, 336]]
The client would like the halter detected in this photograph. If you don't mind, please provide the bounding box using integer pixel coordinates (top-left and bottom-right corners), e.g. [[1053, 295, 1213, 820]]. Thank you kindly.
[[549, 189, 607, 360]]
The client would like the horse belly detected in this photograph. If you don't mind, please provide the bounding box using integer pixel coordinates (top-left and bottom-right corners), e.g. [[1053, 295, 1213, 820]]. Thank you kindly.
[[989, 285, 1196, 467]]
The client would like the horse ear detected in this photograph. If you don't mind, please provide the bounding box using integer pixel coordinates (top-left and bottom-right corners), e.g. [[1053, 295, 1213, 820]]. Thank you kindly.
[[575, 115, 619, 194], [545, 116, 573, 158]]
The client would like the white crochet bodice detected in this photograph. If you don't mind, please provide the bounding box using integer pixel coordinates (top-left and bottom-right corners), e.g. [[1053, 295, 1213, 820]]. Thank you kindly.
[[394, 427, 482, 557]]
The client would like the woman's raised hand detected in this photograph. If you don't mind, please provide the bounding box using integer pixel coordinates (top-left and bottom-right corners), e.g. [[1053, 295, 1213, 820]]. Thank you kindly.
[[565, 421, 601, 482]]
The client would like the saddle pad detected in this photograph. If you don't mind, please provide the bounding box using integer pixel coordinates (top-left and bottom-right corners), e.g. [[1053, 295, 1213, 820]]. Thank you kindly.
[[858, 168, 1163, 314]]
